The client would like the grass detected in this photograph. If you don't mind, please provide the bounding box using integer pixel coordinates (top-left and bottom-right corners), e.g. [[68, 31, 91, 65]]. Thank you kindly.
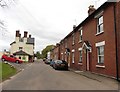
[[0, 62, 17, 81]]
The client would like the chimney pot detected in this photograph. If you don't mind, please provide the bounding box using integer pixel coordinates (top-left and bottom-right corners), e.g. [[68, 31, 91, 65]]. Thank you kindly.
[[88, 5, 96, 16], [29, 34, 31, 38], [16, 30, 20, 37], [24, 31, 28, 38], [19, 34, 21, 37], [73, 25, 76, 30]]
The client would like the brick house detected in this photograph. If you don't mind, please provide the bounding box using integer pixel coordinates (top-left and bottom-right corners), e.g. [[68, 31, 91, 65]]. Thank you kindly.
[[52, 2, 120, 80], [51, 43, 60, 60], [10, 30, 35, 62]]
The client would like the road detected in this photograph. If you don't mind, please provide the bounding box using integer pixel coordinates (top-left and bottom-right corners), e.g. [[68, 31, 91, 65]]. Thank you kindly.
[[1, 60, 119, 90]]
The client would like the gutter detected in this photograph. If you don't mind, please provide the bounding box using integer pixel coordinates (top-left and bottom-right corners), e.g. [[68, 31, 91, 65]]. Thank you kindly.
[[113, 3, 119, 82]]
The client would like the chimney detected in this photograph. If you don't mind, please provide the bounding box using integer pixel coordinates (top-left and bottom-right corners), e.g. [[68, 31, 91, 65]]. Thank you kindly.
[[24, 31, 28, 38], [19, 34, 21, 38], [88, 5, 96, 16], [73, 25, 76, 30], [16, 30, 20, 37], [29, 34, 31, 38]]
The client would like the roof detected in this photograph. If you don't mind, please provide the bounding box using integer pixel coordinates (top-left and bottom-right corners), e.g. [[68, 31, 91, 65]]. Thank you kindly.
[[13, 50, 30, 56], [26, 38, 35, 45], [10, 41, 16, 45], [60, 1, 115, 42]]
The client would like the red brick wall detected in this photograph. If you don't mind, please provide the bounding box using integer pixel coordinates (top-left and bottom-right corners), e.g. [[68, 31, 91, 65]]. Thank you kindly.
[[58, 2, 119, 78], [116, 2, 120, 79]]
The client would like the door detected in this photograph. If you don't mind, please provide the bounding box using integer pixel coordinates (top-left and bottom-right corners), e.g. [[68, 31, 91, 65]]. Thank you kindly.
[[86, 50, 90, 71]]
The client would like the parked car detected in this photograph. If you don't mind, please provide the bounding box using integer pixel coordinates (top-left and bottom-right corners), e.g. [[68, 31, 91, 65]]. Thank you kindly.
[[50, 59, 55, 67], [1, 54, 23, 64], [43, 58, 46, 62], [44, 59, 51, 64], [53, 60, 68, 70]]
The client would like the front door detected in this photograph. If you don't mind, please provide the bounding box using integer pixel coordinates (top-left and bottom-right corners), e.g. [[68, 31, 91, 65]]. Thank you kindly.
[[86, 50, 90, 71]]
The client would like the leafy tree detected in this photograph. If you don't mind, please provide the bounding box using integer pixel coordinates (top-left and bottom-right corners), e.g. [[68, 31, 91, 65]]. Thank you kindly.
[[41, 45, 54, 58], [35, 51, 42, 59]]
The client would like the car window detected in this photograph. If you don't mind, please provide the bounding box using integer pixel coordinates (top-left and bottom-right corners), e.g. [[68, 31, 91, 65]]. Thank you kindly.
[[57, 60, 62, 64]]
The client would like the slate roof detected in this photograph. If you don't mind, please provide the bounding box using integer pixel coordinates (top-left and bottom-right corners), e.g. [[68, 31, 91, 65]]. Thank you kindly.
[[13, 50, 30, 56], [26, 38, 35, 45], [10, 41, 16, 45]]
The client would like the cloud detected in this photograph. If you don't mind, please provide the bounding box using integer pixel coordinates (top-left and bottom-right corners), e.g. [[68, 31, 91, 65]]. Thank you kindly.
[[0, 0, 106, 52]]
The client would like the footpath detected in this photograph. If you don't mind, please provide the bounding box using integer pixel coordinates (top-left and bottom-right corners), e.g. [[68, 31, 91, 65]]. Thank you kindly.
[[69, 68, 120, 91]]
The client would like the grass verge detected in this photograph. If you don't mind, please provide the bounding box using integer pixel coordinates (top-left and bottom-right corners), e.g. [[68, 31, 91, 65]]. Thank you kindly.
[[0, 62, 17, 81]]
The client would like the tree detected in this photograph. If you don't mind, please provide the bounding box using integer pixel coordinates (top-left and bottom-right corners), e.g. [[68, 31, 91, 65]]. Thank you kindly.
[[41, 45, 55, 58], [35, 51, 42, 59]]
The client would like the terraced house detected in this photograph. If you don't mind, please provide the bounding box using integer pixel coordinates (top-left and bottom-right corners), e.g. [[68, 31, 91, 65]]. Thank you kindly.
[[52, 1, 120, 80], [10, 31, 35, 62]]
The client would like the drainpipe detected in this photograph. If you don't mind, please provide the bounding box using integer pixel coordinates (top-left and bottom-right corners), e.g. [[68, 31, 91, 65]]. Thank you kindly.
[[113, 3, 119, 81]]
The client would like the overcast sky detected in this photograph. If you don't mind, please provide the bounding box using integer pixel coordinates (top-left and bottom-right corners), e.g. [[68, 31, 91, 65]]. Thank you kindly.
[[0, 0, 106, 52]]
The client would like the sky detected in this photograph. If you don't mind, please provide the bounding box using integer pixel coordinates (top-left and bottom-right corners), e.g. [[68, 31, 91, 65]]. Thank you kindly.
[[0, 0, 106, 52]]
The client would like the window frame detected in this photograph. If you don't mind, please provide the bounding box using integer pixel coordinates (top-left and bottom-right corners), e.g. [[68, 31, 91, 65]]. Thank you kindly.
[[79, 50, 82, 63], [97, 46, 104, 64], [79, 28, 83, 42], [72, 33, 75, 45], [72, 52, 75, 63], [97, 15, 104, 34], [19, 47, 23, 50]]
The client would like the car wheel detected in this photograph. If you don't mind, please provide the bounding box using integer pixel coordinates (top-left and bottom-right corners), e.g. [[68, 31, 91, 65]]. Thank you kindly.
[[2, 59, 5, 62], [53, 65, 57, 70], [16, 60, 19, 64]]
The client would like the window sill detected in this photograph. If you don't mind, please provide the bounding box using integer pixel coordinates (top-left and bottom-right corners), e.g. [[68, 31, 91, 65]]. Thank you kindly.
[[96, 31, 104, 36], [72, 43, 75, 46], [96, 65, 105, 68], [78, 63, 83, 65], [78, 41, 82, 43]]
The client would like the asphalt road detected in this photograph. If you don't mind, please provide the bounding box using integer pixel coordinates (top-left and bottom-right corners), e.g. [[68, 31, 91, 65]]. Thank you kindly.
[[1, 60, 119, 90]]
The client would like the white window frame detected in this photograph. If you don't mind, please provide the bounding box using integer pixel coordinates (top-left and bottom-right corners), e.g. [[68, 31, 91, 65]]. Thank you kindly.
[[65, 39, 67, 48], [97, 15, 104, 34], [97, 46, 104, 64], [96, 41, 105, 64], [72, 33, 75, 45], [19, 47, 23, 50], [72, 52, 75, 63], [79, 29, 83, 42], [79, 50, 82, 63]]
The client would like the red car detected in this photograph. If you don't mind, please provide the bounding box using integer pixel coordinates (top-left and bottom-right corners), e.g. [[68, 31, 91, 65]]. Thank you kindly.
[[1, 54, 23, 64]]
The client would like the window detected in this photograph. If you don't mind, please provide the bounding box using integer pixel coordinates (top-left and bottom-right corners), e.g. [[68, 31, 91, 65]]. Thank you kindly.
[[19, 38, 23, 42], [79, 29, 83, 42], [97, 16, 103, 34], [97, 46, 104, 63], [19, 57, 21, 59], [19, 47, 23, 50], [65, 39, 67, 48], [79, 50, 82, 63], [72, 33, 75, 45], [72, 52, 75, 63]]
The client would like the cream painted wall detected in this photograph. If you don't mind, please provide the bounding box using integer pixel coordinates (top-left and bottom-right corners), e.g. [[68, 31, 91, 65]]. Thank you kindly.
[[16, 55, 29, 62], [10, 37, 34, 56]]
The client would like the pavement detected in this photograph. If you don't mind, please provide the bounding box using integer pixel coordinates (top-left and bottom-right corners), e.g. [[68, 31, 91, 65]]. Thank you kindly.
[[69, 68, 120, 91]]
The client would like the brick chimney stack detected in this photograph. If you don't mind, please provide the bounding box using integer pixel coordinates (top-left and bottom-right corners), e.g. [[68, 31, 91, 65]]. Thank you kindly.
[[88, 5, 96, 16], [16, 30, 20, 37], [29, 34, 31, 38], [24, 31, 28, 38], [73, 25, 76, 30], [19, 34, 21, 38]]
